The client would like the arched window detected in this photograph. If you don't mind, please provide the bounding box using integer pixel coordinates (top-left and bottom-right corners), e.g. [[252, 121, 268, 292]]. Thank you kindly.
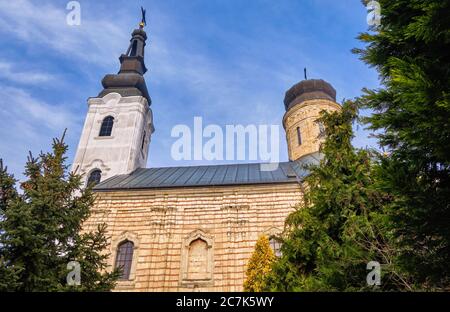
[[99, 116, 114, 137], [269, 237, 282, 257], [115, 240, 134, 280], [296, 127, 302, 146], [87, 169, 102, 186]]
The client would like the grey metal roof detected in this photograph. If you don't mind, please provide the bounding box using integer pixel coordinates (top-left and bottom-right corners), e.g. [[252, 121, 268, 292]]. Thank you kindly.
[[94, 153, 321, 191]]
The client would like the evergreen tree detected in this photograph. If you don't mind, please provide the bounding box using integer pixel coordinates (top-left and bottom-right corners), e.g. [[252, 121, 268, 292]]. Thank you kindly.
[[354, 0, 450, 289], [244, 235, 275, 292], [0, 160, 21, 290], [264, 102, 409, 291], [0, 133, 120, 291]]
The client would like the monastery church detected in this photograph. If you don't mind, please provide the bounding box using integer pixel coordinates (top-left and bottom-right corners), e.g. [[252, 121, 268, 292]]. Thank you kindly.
[[72, 21, 341, 291]]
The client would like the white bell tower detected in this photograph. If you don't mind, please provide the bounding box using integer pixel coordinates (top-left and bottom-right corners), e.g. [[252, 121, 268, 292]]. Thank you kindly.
[[72, 22, 154, 187]]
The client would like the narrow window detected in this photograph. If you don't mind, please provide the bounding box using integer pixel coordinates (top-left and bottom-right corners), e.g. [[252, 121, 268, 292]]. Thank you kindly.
[[318, 122, 326, 138], [141, 130, 146, 151], [269, 237, 282, 257], [115, 240, 134, 280], [87, 169, 102, 186], [99, 116, 114, 137], [296, 127, 302, 145]]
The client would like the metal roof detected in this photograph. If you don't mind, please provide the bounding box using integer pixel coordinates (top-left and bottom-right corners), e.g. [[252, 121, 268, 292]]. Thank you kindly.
[[94, 153, 321, 191]]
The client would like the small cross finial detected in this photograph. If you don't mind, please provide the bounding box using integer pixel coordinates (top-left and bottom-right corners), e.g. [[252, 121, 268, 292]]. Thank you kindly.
[[139, 6, 147, 28], [304, 68, 308, 80]]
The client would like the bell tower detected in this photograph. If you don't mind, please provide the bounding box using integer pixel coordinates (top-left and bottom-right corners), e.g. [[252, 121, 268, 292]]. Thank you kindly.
[[72, 19, 154, 187], [283, 79, 341, 161]]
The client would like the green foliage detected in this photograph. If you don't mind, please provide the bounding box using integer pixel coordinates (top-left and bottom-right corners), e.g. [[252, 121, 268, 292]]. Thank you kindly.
[[265, 102, 409, 291], [354, 0, 450, 289], [244, 235, 275, 292], [0, 160, 22, 290], [265, 0, 449, 292], [0, 133, 120, 291]]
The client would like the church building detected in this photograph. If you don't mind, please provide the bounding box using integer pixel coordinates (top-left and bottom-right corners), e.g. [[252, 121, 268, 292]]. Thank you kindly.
[[72, 21, 341, 291]]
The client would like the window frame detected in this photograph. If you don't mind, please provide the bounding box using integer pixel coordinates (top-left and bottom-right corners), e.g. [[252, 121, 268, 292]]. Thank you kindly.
[[110, 232, 140, 288], [269, 236, 282, 258], [114, 240, 135, 281], [180, 230, 214, 287], [99, 116, 114, 137], [87, 169, 102, 186]]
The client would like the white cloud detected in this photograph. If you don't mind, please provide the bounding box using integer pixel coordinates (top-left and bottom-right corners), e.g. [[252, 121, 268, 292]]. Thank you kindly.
[[0, 61, 56, 85], [0, 0, 379, 174], [0, 86, 76, 131], [0, 86, 81, 181], [0, 0, 128, 66]]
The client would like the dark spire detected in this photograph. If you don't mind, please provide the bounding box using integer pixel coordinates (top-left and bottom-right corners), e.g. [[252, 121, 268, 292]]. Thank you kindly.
[[118, 27, 147, 75], [98, 9, 151, 104]]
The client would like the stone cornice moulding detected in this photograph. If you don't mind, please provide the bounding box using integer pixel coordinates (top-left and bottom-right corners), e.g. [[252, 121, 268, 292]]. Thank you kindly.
[[81, 159, 111, 176], [88, 93, 149, 108], [184, 229, 214, 248]]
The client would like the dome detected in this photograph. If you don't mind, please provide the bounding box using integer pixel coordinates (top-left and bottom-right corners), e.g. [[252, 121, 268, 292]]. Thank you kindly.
[[284, 79, 336, 111]]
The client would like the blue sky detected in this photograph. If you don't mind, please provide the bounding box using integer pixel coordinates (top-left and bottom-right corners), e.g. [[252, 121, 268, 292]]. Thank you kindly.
[[0, 0, 380, 181]]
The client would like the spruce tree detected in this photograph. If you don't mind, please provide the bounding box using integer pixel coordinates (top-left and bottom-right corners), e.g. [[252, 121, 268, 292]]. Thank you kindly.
[[354, 0, 450, 289], [0, 160, 21, 291], [243, 235, 275, 292], [0, 133, 120, 291]]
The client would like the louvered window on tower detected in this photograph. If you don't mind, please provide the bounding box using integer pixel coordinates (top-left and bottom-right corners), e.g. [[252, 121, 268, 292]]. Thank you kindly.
[[99, 116, 114, 137]]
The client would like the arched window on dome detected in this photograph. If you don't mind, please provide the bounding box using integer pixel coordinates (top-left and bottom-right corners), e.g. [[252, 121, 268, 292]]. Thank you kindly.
[[115, 240, 134, 280], [87, 169, 102, 186], [99, 116, 114, 137]]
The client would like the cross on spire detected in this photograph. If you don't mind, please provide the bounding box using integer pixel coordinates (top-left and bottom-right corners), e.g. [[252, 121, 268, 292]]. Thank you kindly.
[[140, 6, 147, 29]]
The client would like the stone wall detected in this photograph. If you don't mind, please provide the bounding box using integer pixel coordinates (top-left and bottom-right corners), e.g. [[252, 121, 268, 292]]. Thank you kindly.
[[84, 182, 303, 291], [283, 99, 341, 161]]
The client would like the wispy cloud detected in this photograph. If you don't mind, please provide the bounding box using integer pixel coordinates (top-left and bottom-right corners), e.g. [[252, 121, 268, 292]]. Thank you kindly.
[[0, 61, 56, 85], [0, 86, 80, 180], [0, 0, 128, 67], [0, 86, 77, 131], [0, 0, 379, 178]]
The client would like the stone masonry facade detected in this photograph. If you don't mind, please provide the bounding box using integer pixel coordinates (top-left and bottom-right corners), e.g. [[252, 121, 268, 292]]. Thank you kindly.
[[283, 98, 341, 161], [74, 20, 341, 293], [84, 182, 303, 291]]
